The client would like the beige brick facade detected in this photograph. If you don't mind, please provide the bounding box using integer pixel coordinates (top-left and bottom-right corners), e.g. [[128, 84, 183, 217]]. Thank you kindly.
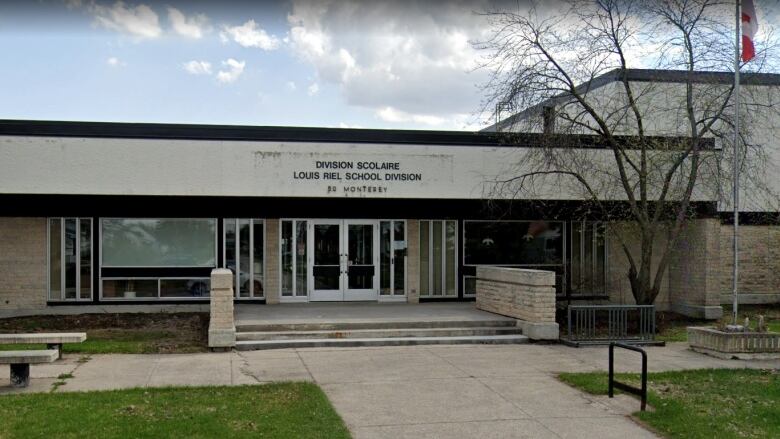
[[0, 217, 47, 310], [475, 266, 558, 340], [264, 218, 280, 304], [406, 219, 420, 303], [719, 225, 780, 304]]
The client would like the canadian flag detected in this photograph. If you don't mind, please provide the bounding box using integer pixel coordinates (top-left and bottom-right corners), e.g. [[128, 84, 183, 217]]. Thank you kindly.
[[742, 0, 758, 62]]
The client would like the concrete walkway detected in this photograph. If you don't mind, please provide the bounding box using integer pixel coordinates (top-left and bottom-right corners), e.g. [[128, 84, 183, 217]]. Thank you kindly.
[[2, 343, 778, 438]]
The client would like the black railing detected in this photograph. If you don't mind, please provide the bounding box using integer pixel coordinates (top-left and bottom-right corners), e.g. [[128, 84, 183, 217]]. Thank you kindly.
[[562, 305, 662, 346], [609, 342, 648, 411]]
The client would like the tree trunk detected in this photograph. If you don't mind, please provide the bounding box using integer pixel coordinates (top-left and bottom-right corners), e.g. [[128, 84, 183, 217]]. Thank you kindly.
[[628, 235, 661, 305]]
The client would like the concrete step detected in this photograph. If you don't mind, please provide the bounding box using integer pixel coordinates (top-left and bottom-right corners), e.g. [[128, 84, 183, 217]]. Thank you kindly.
[[235, 334, 529, 350], [236, 326, 522, 341], [235, 319, 517, 332]]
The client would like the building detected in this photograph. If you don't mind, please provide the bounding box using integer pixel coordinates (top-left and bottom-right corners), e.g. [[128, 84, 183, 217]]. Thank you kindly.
[[1, 70, 778, 319]]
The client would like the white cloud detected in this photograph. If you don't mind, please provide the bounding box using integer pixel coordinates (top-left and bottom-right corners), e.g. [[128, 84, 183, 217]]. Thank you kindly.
[[106, 56, 124, 67], [339, 122, 363, 129], [307, 83, 320, 96], [376, 106, 446, 126], [221, 20, 280, 50], [216, 58, 245, 84], [286, 0, 498, 129], [168, 7, 209, 39], [90, 1, 162, 39], [286, 81, 297, 91], [182, 60, 212, 75]]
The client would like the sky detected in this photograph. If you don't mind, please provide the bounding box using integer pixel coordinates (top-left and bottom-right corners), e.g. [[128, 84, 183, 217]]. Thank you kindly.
[[0, 1, 777, 131], [0, 0, 522, 131]]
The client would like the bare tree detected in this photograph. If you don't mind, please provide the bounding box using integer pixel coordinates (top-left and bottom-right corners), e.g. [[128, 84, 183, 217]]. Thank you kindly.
[[475, 0, 780, 305]]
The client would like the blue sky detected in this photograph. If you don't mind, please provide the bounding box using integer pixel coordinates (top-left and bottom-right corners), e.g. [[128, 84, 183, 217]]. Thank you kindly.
[[0, 0, 506, 131], [1, 1, 777, 131]]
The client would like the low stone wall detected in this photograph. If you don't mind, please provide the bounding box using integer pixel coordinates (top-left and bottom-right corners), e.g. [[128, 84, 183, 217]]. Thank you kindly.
[[688, 327, 780, 360], [208, 269, 236, 350], [476, 267, 558, 340]]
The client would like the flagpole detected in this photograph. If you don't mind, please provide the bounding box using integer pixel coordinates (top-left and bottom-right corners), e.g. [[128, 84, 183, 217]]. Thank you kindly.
[[732, 0, 741, 326]]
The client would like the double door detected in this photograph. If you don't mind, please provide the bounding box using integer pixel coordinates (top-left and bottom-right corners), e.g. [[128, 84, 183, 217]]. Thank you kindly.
[[309, 220, 378, 301]]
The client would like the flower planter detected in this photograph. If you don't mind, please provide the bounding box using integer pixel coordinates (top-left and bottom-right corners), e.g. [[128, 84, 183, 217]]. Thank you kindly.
[[687, 326, 780, 360]]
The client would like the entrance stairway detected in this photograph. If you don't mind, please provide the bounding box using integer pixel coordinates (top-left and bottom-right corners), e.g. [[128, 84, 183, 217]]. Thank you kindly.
[[234, 319, 528, 350]]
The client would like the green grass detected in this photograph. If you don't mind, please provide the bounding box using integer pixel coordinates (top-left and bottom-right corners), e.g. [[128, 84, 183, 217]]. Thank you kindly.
[[559, 369, 780, 438], [0, 383, 351, 439], [0, 330, 205, 354]]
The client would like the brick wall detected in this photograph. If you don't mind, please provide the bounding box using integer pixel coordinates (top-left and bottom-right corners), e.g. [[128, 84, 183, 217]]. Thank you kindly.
[[0, 218, 47, 310], [406, 219, 420, 303], [264, 218, 280, 304], [476, 267, 556, 323], [668, 219, 722, 318], [719, 225, 780, 304]]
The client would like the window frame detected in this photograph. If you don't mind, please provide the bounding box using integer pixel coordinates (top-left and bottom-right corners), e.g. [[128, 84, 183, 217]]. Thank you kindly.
[[568, 221, 608, 297], [222, 218, 266, 299], [419, 219, 458, 298], [47, 217, 93, 302]]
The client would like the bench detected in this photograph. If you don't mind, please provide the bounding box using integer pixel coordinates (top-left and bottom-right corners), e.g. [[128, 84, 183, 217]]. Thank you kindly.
[[0, 333, 87, 359], [0, 350, 58, 387]]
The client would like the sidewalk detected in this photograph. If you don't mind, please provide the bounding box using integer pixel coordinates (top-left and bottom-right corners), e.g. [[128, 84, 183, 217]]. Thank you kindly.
[[2, 343, 777, 438]]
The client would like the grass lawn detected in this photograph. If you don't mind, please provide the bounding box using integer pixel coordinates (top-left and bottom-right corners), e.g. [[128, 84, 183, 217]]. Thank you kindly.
[[0, 313, 207, 354], [559, 369, 780, 438], [0, 330, 203, 354], [0, 383, 350, 439]]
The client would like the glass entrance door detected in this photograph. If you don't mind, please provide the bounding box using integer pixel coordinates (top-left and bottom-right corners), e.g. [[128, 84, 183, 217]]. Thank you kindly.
[[344, 220, 378, 301], [306, 219, 379, 301], [309, 220, 343, 301]]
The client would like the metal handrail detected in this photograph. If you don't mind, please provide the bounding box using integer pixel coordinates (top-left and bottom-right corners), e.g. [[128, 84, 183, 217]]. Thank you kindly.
[[609, 342, 648, 411]]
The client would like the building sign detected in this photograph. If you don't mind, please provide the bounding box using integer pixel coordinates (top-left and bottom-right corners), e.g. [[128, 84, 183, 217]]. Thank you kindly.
[[291, 159, 425, 196]]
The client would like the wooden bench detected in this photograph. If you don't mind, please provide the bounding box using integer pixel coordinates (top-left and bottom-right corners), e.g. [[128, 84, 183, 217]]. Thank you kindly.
[[0, 333, 87, 359], [0, 350, 58, 387]]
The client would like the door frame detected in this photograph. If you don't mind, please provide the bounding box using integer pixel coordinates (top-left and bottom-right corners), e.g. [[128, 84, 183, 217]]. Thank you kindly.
[[343, 219, 380, 301], [308, 219, 344, 301]]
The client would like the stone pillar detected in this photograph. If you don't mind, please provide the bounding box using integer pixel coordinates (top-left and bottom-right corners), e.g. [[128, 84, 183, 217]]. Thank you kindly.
[[669, 219, 723, 319], [208, 268, 236, 350], [476, 267, 558, 340], [406, 219, 420, 303], [264, 218, 280, 304]]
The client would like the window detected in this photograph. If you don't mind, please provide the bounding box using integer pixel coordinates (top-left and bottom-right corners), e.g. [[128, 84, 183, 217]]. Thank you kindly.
[[101, 218, 216, 267], [223, 219, 265, 298], [101, 278, 211, 299], [48, 218, 92, 301], [380, 220, 406, 298], [463, 220, 565, 296], [281, 220, 308, 298], [419, 220, 457, 297], [569, 221, 606, 296]]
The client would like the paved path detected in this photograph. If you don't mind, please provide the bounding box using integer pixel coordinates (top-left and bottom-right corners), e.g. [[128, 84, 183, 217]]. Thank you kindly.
[[1, 343, 778, 438]]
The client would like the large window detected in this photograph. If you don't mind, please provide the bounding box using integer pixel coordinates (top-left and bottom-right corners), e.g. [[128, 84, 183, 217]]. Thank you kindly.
[[463, 220, 565, 296], [48, 218, 92, 301], [223, 218, 265, 298], [569, 221, 606, 296], [419, 220, 457, 297], [281, 219, 308, 299], [101, 218, 216, 267]]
